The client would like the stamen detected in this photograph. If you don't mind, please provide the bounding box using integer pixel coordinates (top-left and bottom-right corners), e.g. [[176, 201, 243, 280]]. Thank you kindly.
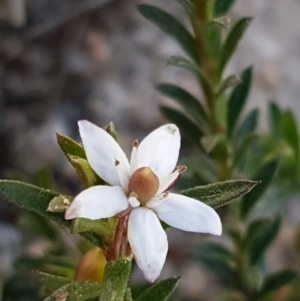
[[162, 191, 169, 199], [155, 170, 180, 196], [130, 140, 139, 175], [118, 207, 133, 217], [177, 165, 187, 174]]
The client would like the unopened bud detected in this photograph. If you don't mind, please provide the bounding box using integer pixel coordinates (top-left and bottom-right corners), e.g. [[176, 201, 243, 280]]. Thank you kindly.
[[75, 248, 107, 283], [128, 167, 159, 204]]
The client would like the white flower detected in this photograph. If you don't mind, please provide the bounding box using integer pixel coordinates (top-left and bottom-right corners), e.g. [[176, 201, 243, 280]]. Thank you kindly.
[[65, 120, 222, 282]]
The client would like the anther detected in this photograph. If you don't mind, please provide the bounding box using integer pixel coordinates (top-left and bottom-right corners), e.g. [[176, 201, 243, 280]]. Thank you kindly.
[[177, 166, 187, 174], [133, 140, 139, 147]]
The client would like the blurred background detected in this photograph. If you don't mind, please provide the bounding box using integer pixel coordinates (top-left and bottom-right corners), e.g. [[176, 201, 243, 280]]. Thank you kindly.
[[1, 0, 300, 300]]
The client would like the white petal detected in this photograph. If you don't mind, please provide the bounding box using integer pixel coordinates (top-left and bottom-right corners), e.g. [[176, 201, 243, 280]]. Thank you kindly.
[[65, 186, 128, 220], [136, 124, 180, 178], [116, 162, 129, 192], [154, 193, 222, 235], [128, 207, 168, 282], [78, 120, 130, 186], [156, 170, 180, 196]]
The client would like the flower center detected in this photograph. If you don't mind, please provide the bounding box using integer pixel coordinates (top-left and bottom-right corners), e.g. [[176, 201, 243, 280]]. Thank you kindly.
[[128, 167, 159, 204]]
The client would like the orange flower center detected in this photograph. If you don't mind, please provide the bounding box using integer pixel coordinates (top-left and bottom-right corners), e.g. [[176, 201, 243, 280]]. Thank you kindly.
[[128, 167, 159, 204]]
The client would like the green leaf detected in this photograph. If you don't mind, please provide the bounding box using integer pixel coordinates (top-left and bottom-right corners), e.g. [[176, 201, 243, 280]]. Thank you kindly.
[[259, 270, 299, 297], [0, 180, 102, 247], [176, 0, 196, 19], [34, 271, 71, 296], [236, 109, 259, 142], [214, 0, 237, 16], [194, 243, 238, 287], [56, 133, 86, 159], [136, 277, 180, 301], [245, 216, 282, 265], [219, 18, 252, 74], [56, 133, 105, 188], [180, 180, 260, 209], [71, 217, 116, 244], [268, 102, 281, 139], [201, 134, 223, 154], [160, 106, 203, 145], [157, 83, 209, 126], [124, 288, 133, 301], [233, 134, 259, 168], [194, 242, 235, 262], [227, 67, 253, 136], [104, 122, 119, 143], [42, 280, 102, 301], [167, 56, 212, 100], [99, 259, 131, 301], [240, 160, 279, 217], [280, 110, 300, 164], [217, 74, 242, 96], [138, 5, 197, 61], [167, 56, 200, 74], [68, 155, 103, 188]]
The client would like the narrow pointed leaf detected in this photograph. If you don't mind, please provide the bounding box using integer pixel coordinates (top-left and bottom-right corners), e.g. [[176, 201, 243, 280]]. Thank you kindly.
[[227, 67, 253, 136], [160, 106, 203, 145], [180, 180, 260, 209], [194, 242, 235, 262], [71, 218, 116, 244], [136, 277, 180, 301], [219, 18, 252, 74], [157, 83, 209, 125], [218, 74, 242, 96], [268, 102, 281, 139], [167, 56, 212, 99], [56, 133, 86, 159], [42, 280, 102, 301], [104, 122, 119, 143], [0, 180, 102, 247], [214, 0, 237, 16], [233, 134, 259, 167], [68, 155, 103, 188], [241, 160, 279, 217], [245, 216, 282, 265], [167, 56, 201, 74], [280, 110, 299, 164], [124, 288, 133, 301], [99, 259, 131, 301], [176, 0, 196, 19], [34, 271, 71, 296], [138, 4, 197, 60], [259, 270, 299, 297], [235, 109, 259, 143], [194, 243, 238, 287], [201, 134, 223, 154]]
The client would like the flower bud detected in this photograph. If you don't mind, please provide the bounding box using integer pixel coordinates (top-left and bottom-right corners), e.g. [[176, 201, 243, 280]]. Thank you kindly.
[[74, 248, 107, 283], [128, 167, 159, 204]]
